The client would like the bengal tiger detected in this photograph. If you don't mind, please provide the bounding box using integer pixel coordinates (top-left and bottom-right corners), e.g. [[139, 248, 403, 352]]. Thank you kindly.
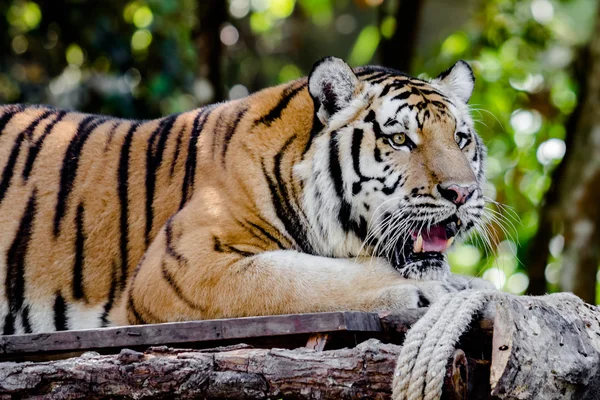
[[0, 57, 493, 334]]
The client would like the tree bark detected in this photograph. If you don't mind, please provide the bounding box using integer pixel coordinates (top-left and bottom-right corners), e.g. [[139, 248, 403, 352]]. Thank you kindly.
[[378, 0, 424, 73], [195, 0, 227, 103], [490, 293, 600, 399], [0, 340, 481, 399], [527, 9, 600, 303]]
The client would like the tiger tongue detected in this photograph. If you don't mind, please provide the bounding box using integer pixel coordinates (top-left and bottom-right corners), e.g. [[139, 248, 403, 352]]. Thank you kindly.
[[413, 224, 452, 253], [421, 225, 449, 252]]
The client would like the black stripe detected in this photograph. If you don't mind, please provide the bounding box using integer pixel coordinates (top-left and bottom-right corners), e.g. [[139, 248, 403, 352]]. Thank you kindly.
[[100, 262, 118, 327], [53, 293, 68, 331], [254, 212, 294, 248], [302, 112, 325, 158], [126, 287, 163, 325], [127, 296, 147, 325], [145, 115, 178, 246], [5, 190, 37, 328], [382, 175, 402, 195], [357, 71, 387, 81], [161, 262, 205, 310], [414, 87, 448, 98], [3, 313, 15, 335], [254, 82, 307, 127], [329, 130, 345, 202], [118, 122, 139, 289], [21, 305, 32, 333], [380, 83, 394, 97], [169, 122, 186, 177], [354, 216, 368, 242], [221, 106, 248, 166], [54, 115, 105, 237], [365, 110, 386, 142], [329, 131, 367, 240], [0, 106, 23, 137], [105, 121, 120, 150], [396, 103, 409, 115], [272, 136, 311, 250], [211, 110, 227, 159], [262, 136, 313, 254], [24, 109, 55, 139], [180, 107, 213, 210], [212, 235, 255, 257], [429, 100, 449, 109], [369, 76, 390, 85], [0, 111, 53, 205], [72, 203, 87, 302], [392, 91, 412, 101], [22, 110, 67, 181], [247, 220, 286, 249], [364, 110, 376, 123], [351, 128, 367, 196], [355, 70, 373, 77], [351, 128, 365, 180], [165, 218, 188, 266], [0, 134, 26, 206], [329, 131, 352, 229]]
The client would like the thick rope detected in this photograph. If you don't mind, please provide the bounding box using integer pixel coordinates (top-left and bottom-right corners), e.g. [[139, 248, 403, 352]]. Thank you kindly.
[[392, 289, 502, 400]]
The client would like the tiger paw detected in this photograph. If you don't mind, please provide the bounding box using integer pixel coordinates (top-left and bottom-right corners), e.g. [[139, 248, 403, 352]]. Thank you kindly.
[[375, 280, 456, 310]]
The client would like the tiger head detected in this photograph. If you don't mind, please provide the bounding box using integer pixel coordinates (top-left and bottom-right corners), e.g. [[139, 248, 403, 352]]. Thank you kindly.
[[297, 57, 485, 280]]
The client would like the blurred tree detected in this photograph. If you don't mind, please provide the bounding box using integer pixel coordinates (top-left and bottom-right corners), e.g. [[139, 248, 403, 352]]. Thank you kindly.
[[528, 7, 600, 303], [0, 0, 207, 118], [378, 0, 423, 72], [195, 0, 227, 102]]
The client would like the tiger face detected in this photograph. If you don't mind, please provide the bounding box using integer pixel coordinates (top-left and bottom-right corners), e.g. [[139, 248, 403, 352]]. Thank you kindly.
[[299, 57, 485, 280]]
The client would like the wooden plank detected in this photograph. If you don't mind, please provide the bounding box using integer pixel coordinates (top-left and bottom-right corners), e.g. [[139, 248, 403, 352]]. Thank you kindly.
[[0, 311, 381, 357]]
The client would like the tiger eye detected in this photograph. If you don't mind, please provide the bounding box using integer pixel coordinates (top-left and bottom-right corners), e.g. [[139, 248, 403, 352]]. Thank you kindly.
[[391, 133, 406, 147]]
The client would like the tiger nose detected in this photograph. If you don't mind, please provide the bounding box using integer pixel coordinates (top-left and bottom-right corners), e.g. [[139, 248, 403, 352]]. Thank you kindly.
[[437, 183, 476, 206]]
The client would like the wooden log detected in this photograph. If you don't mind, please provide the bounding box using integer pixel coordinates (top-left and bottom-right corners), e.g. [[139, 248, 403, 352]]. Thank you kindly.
[[444, 349, 468, 400], [490, 293, 600, 399], [6, 293, 600, 399], [378, 308, 494, 337], [0, 339, 488, 399]]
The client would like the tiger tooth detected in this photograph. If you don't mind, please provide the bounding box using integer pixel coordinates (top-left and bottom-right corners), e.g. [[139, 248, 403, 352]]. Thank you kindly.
[[414, 234, 423, 253], [445, 237, 455, 250]]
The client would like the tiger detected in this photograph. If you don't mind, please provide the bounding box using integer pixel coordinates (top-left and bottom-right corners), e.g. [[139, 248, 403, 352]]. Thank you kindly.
[[0, 57, 493, 334]]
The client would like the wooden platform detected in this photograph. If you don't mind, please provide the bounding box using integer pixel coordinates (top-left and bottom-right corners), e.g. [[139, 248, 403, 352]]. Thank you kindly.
[[2, 295, 598, 399], [0, 307, 494, 399], [0, 311, 394, 361]]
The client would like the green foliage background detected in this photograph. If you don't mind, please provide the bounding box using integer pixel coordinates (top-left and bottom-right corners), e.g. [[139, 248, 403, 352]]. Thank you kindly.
[[1, 0, 598, 299]]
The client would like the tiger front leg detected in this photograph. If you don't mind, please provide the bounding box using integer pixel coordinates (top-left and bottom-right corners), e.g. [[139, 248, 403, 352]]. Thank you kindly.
[[112, 225, 460, 325]]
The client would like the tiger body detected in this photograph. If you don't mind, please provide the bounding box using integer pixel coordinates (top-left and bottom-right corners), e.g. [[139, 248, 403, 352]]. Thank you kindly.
[[0, 58, 491, 334]]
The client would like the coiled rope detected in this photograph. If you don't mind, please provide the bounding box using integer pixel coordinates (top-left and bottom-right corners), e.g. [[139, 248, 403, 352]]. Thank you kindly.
[[392, 289, 501, 400]]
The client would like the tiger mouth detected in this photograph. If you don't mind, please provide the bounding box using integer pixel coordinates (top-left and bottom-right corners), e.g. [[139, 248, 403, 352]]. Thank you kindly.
[[391, 214, 461, 269]]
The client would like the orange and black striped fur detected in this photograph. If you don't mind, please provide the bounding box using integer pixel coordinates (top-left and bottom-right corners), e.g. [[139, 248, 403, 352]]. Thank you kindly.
[[0, 57, 492, 334]]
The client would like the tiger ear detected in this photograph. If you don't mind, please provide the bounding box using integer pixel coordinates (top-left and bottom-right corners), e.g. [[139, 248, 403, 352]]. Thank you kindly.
[[308, 57, 359, 123], [434, 60, 475, 103]]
